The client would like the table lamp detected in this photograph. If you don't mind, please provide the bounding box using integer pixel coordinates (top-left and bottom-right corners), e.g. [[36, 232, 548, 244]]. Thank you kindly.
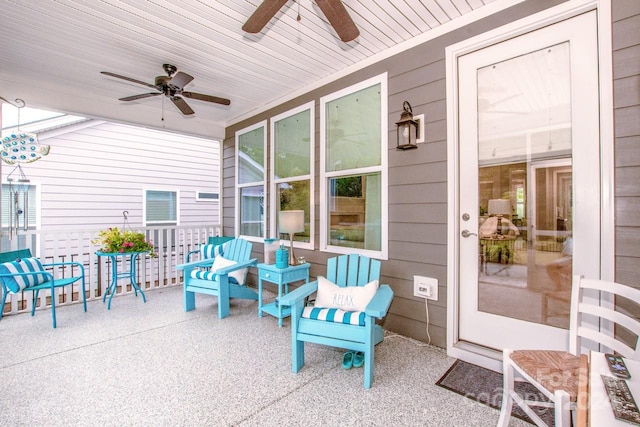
[[279, 210, 304, 265], [488, 199, 511, 235]]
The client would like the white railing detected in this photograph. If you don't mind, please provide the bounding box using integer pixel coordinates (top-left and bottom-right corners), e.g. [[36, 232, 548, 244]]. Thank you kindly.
[[1, 224, 222, 317]]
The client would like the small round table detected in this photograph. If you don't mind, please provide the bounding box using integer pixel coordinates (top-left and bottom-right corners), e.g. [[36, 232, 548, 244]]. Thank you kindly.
[[96, 251, 148, 309]]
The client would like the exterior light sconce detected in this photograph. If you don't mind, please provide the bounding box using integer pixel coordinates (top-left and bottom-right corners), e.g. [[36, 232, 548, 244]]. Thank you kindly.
[[396, 101, 419, 150]]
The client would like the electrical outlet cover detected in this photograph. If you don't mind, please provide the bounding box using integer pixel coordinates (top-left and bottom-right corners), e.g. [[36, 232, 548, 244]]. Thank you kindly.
[[413, 275, 438, 300]]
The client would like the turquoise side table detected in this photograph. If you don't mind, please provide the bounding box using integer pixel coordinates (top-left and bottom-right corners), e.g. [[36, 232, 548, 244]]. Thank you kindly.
[[96, 251, 148, 309], [257, 262, 310, 327]]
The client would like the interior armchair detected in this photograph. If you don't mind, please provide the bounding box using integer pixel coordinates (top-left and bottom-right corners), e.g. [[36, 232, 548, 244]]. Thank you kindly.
[[279, 254, 394, 388], [177, 238, 258, 319]]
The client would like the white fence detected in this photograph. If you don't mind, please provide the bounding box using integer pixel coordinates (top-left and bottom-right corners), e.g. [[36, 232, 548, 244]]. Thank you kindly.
[[1, 225, 222, 317]]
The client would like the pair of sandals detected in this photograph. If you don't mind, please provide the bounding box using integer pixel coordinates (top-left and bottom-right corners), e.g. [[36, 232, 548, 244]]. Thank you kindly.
[[342, 351, 364, 370]]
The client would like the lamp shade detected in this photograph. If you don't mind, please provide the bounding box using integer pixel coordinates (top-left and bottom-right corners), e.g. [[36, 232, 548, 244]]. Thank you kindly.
[[279, 210, 304, 234], [488, 199, 511, 216]]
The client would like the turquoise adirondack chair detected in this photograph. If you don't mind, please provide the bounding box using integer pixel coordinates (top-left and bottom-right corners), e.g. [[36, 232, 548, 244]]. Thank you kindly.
[[279, 254, 394, 388], [177, 238, 258, 319], [0, 249, 87, 328]]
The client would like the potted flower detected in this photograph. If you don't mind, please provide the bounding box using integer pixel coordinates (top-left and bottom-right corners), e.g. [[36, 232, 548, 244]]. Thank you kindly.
[[92, 227, 157, 257]]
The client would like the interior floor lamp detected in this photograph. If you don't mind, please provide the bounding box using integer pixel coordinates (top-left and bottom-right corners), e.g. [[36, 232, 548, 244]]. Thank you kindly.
[[279, 210, 304, 266]]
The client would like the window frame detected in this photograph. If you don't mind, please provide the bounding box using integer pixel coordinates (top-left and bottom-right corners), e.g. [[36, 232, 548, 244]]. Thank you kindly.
[[319, 73, 389, 259], [195, 191, 219, 202], [235, 120, 267, 242], [143, 188, 180, 226], [269, 101, 315, 250]]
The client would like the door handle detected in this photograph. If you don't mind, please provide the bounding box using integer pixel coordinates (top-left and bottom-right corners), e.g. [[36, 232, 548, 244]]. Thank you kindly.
[[461, 230, 477, 238]]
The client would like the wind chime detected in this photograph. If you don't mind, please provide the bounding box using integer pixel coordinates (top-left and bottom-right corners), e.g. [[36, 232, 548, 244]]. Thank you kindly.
[[0, 96, 51, 239], [6, 164, 29, 237]]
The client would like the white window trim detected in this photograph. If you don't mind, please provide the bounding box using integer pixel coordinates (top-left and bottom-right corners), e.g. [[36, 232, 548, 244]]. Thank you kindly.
[[269, 101, 315, 250], [195, 191, 219, 202], [235, 120, 267, 242], [319, 73, 388, 260], [142, 187, 180, 226]]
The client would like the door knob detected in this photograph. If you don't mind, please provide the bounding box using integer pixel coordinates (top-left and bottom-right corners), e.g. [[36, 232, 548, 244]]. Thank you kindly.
[[461, 230, 477, 238]]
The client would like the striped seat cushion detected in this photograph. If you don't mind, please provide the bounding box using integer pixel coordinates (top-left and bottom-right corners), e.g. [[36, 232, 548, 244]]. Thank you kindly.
[[190, 255, 243, 285], [200, 243, 225, 260], [302, 306, 366, 326], [190, 269, 239, 285], [0, 257, 49, 293]]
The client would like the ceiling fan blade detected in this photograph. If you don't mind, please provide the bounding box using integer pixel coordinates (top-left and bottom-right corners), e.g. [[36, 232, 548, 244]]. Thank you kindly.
[[316, 0, 360, 42], [119, 93, 162, 102], [170, 96, 195, 115], [182, 91, 231, 106], [242, 0, 289, 33], [101, 71, 157, 89], [170, 71, 194, 89]]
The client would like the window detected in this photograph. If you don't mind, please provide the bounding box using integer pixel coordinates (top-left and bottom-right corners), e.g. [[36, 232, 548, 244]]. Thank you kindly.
[[270, 102, 314, 248], [144, 189, 178, 225], [196, 192, 219, 201], [236, 121, 267, 240], [320, 74, 388, 259]]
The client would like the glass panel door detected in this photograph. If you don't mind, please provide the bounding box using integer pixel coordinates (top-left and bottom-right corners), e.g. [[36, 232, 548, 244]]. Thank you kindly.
[[478, 160, 573, 329], [457, 11, 601, 352], [476, 43, 573, 329]]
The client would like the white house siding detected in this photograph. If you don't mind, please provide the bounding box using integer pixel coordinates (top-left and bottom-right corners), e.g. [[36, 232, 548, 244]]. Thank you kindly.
[[2, 119, 221, 231], [0, 119, 221, 313]]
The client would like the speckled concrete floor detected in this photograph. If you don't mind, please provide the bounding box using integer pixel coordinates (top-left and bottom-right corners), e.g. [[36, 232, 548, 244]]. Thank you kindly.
[[0, 286, 531, 426]]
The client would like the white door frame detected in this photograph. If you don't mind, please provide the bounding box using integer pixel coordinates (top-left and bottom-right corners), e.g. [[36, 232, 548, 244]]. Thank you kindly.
[[445, 0, 614, 372]]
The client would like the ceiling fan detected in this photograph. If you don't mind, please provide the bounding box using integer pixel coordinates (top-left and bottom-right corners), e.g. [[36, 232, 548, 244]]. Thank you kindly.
[[243, 0, 359, 43], [100, 64, 231, 116]]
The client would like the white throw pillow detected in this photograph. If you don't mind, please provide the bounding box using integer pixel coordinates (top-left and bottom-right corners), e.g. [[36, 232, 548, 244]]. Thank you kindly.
[[211, 256, 247, 285], [314, 276, 378, 312]]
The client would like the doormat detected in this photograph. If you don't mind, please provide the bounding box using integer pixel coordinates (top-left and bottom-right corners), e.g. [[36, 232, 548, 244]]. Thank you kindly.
[[436, 360, 554, 426]]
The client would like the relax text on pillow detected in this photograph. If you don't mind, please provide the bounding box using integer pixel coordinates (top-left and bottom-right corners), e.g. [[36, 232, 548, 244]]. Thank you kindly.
[[314, 276, 378, 312]]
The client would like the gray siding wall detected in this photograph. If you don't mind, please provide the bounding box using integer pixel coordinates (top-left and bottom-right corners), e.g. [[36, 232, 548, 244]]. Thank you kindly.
[[3, 120, 220, 230], [613, 0, 640, 290], [223, 0, 637, 348]]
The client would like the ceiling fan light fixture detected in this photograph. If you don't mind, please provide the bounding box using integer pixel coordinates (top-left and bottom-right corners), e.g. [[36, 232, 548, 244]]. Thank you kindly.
[[101, 64, 231, 116]]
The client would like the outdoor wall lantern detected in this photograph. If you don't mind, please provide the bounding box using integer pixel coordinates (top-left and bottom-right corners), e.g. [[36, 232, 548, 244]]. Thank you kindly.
[[396, 101, 419, 150]]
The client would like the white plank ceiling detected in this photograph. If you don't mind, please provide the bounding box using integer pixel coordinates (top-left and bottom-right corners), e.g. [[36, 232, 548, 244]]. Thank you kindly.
[[0, 0, 505, 139]]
